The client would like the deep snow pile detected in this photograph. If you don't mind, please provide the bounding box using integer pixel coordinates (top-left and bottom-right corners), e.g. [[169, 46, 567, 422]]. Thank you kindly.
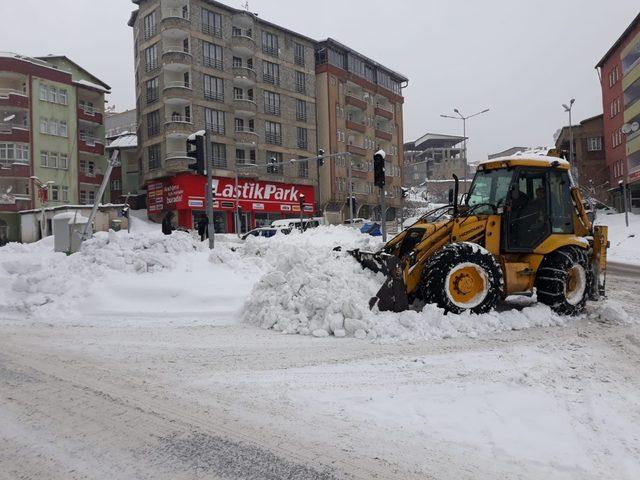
[[242, 228, 637, 340], [596, 212, 640, 265], [0, 230, 204, 318]]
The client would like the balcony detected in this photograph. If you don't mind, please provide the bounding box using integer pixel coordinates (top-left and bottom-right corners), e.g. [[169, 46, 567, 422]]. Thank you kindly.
[[162, 47, 192, 68], [0, 88, 28, 109], [233, 94, 257, 115], [165, 151, 191, 172], [79, 170, 104, 185], [375, 127, 393, 141], [234, 126, 259, 146], [0, 122, 29, 143], [345, 93, 367, 111], [232, 66, 256, 86], [164, 115, 193, 137], [230, 33, 256, 56], [346, 119, 366, 134], [160, 8, 191, 33], [163, 80, 192, 103], [77, 105, 103, 125], [347, 144, 366, 157], [232, 11, 255, 29], [78, 135, 105, 155], [374, 105, 393, 120], [0, 162, 30, 178]]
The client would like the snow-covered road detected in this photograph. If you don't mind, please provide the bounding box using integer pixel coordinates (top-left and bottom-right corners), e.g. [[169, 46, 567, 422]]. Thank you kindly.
[[1, 271, 639, 480]]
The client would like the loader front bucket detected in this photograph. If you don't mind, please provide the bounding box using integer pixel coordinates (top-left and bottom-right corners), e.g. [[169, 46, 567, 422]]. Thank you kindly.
[[348, 249, 409, 312]]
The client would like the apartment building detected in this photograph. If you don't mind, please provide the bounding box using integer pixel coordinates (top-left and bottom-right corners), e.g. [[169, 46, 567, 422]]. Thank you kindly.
[[596, 12, 640, 212], [129, 0, 319, 232], [129, 1, 408, 230], [105, 109, 142, 205], [0, 53, 109, 243], [315, 39, 407, 221], [555, 114, 609, 204]]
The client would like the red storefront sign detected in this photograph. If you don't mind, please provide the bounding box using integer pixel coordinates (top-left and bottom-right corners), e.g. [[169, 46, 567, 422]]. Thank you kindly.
[[147, 174, 316, 215]]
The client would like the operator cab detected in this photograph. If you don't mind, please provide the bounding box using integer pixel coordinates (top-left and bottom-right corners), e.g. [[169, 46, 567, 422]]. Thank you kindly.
[[466, 157, 574, 252]]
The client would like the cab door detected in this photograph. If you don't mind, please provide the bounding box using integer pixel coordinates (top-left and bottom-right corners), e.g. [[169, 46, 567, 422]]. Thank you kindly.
[[503, 168, 551, 252]]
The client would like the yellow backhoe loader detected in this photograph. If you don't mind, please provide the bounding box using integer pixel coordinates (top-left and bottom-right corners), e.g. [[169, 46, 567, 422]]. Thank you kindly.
[[350, 149, 608, 315]]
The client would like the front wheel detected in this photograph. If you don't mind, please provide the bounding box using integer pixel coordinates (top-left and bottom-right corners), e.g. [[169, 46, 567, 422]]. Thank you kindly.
[[535, 247, 590, 315], [421, 242, 504, 314]]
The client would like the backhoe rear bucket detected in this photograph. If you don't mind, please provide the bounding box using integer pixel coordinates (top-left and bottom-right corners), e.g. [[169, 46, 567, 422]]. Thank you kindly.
[[348, 249, 409, 312]]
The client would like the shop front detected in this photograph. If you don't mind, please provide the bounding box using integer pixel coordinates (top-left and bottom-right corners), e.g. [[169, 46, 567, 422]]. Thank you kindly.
[[147, 173, 316, 233]]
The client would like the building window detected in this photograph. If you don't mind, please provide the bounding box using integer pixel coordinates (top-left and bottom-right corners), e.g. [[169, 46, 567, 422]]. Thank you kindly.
[[203, 42, 223, 70], [204, 75, 224, 101], [236, 148, 245, 164], [0, 143, 29, 165], [298, 156, 308, 178], [59, 120, 67, 137], [587, 137, 602, 151], [262, 31, 279, 57], [263, 91, 281, 116], [210, 142, 227, 168], [296, 99, 307, 122], [59, 153, 68, 169], [80, 190, 96, 205], [144, 43, 159, 72], [58, 89, 68, 105], [146, 77, 159, 104], [294, 43, 305, 66], [262, 61, 280, 85], [148, 144, 161, 170], [111, 179, 122, 191], [61, 186, 68, 202], [147, 110, 160, 137], [265, 121, 282, 145], [143, 11, 157, 40], [296, 127, 308, 150], [39, 84, 47, 101], [79, 159, 95, 175], [266, 151, 282, 174], [201, 9, 222, 37], [50, 185, 59, 202], [295, 71, 306, 94], [337, 129, 345, 142], [204, 108, 225, 134]]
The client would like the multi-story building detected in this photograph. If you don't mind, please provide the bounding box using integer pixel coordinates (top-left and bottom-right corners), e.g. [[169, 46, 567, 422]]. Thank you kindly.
[[596, 12, 640, 212], [403, 133, 465, 187], [554, 114, 609, 204], [315, 39, 407, 221], [0, 53, 109, 244], [105, 109, 143, 205], [129, 1, 407, 230], [129, 0, 319, 232]]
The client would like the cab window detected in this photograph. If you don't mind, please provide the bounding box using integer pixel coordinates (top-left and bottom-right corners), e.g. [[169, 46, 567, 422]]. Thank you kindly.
[[549, 171, 573, 233], [467, 168, 514, 214]]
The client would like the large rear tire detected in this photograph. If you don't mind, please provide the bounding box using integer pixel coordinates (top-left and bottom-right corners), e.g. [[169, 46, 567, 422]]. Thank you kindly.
[[535, 246, 590, 315], [421, 242, 504, 314]]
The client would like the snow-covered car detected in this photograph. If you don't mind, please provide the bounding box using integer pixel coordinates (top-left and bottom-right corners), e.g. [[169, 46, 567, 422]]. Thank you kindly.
[[270, 218, 322, 231], [343, 218, 369, 228], [241, 227, 291, 240]]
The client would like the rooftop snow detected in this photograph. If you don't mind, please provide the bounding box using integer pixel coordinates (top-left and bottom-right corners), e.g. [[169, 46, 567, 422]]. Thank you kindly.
[[478, 148, 569, 167], [74, 79, 111, 93], [107, 134, 138, 149]]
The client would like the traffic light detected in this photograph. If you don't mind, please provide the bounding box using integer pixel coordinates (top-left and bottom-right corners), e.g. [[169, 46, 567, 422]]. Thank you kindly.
[[373, 150, 386, 188], [299, 193, 306, 210], [317, 149, 325, 167], [187, 133, 205, 175]]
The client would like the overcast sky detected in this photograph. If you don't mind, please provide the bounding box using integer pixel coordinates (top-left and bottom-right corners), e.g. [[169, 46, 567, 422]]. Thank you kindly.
[[1, 0, 638, 160]]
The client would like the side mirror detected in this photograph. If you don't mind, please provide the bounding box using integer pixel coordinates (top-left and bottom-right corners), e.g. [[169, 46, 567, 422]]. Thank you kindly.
[[448, 188, 454, 204]]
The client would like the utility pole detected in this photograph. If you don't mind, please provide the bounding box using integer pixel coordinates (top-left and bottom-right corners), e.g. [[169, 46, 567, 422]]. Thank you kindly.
[[441, 107, 490, 193], [80, 149, 120, 243], [204, 133, 214, 249]]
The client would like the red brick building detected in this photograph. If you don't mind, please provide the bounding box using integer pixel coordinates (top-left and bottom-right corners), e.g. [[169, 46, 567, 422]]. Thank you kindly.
[[595, 12, 640, 211]]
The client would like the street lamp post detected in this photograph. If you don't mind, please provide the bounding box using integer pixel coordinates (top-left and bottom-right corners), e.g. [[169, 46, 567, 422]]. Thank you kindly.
[[440, 108, 490, 193], [563, 99, 576, 183]]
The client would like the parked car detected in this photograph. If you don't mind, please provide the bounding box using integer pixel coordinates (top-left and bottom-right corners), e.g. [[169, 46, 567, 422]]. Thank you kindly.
[[343, 218, 369, 228], [270, 218, 322, 231], [241, 227, 291, 240]]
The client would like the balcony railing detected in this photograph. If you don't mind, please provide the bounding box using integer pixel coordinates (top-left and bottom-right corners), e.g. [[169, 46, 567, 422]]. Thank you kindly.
[[0, 121, 29, 133], [297, 139, 308, 150], [295, 82, 306, 94], [0, 88, 27, 98], [206, 123, 225, 135], [165, 80, 192, 89], [262, 73, 280, 85], [235, 126, 256, 134], [265, 104, 281, 116], [234, 93, 255, 102], [163, 8, 189, 20], [204, 90, 224, 102], [202, 23, 222, 38], [145, 60, 159, 72], [294, 55, 305, 67], [143, 25, 158, 40], [265, 132, 282, 145], [296, 111, 307, 122], [79, 133, 102, 145], [166, 115, 192, 123], [262, 45, 279, 57], [203, 57, 224, 70]]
